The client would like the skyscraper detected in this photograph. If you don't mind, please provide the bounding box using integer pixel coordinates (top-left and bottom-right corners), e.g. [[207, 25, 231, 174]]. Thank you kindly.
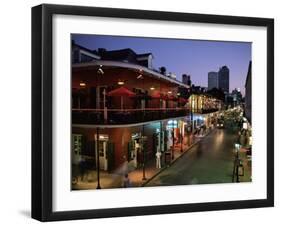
[[218, 66, 229, 93], [208, 71, 218, 90], [182, 74, 191, 86]]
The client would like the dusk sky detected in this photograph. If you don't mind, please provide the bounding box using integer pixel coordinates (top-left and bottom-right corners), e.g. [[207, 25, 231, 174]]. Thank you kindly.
[[72, 34, 251, 96]]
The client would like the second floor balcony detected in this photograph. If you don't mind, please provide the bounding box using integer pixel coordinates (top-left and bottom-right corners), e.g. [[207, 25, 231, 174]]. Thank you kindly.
[[192, 108, 220, 114], [72, 107, 190, 125]]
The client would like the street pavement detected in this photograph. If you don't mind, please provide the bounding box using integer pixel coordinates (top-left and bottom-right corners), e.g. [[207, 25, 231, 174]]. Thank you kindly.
[[145, 127, 251, 187]]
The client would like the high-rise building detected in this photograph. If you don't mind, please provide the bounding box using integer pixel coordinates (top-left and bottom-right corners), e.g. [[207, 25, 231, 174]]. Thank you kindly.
[[208, 71, 218, 90], [245, 61, 252, 123], [218, 66, 229, 93], [182, 74, 191, 86]]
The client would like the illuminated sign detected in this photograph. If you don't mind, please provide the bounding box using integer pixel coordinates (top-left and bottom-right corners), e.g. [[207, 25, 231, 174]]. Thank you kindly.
[[167, 120, 178, 128]]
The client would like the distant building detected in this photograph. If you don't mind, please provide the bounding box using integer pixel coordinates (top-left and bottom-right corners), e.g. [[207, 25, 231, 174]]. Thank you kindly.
[[208, 71, 218, 90], [231, 88, 243, 105], [72, 41, 101, 63], [225, 89, 242, 108], [218, 66, 230, 93], [245, 61, 252, 123], [72, 41, 154, 70], [94, 48, 154, 69], [182, 74, 191, 86]]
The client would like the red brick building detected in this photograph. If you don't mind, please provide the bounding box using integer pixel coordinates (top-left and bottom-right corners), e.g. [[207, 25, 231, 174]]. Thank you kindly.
[[71, 45, 191, 172]]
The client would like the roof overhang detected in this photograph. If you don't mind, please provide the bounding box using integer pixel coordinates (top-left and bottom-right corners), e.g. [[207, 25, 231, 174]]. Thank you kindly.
[[72, 60, 189, 88]]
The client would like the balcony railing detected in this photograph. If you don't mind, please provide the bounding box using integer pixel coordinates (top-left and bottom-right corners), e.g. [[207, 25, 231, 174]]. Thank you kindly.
[[192, 108, 220, 114], [72, 108, 190, 125]]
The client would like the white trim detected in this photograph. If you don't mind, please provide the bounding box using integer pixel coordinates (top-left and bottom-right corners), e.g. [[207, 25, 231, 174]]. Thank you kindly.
[[73, 115, 190, 129], [79, 49, 101, 59]]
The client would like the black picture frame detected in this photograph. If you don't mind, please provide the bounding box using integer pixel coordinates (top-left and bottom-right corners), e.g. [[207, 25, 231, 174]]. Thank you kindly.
[[32, 4, 274, 222]]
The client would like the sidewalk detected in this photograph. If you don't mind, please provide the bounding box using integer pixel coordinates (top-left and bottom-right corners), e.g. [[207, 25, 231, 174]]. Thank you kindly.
[[237, 147, 252, 182], [72, 128, 214, 190]]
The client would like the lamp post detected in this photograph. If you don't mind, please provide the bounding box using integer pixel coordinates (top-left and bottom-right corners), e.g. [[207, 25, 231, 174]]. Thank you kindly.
[[232, 143, 241, 183], [172, 123, 175, 160], [95, 65, 103, 189], [142, 124, 146, 180], [180, 122, 183, 153], [96, 127, 101, 189]]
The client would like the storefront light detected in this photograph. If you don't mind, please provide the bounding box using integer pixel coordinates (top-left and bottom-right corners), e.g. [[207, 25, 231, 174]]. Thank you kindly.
[[235, 143, 241, 150], [167, 120, 177, 128], [249, 136, 252, 146], [79, 81, 86, 87]]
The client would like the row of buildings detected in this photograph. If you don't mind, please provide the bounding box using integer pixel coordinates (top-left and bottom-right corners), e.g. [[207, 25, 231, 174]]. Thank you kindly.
[[71, 42, 224, 173]]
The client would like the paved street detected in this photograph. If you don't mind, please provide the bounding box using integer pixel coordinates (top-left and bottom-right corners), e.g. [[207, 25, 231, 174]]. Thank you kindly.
[[145, 126, 251, 187]]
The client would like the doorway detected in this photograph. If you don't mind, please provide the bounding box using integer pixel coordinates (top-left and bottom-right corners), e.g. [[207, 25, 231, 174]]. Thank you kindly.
[[95, 134, 109, 171], [128, 133, 141, 168]]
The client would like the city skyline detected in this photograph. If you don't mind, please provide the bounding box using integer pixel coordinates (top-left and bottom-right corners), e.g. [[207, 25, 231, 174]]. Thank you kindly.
[[72, 34, 251, 96]]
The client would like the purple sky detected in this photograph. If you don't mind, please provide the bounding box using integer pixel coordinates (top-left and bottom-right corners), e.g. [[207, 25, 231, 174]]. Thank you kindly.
[[72, 34, 251, 96]]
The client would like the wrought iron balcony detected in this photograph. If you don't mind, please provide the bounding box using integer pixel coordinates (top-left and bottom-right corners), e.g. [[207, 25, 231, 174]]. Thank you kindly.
[[72, 108, 190, 125], [192, 108, 220, 114]]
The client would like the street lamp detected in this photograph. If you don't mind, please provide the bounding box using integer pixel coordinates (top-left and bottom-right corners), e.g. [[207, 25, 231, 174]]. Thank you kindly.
[[137, 72, 147, 180], [180, 121, 184, 153], [95, 65, 104, 189], [142, 124, 146, 181], [96, 127, 101, 189], [232, 142, 241, 182]]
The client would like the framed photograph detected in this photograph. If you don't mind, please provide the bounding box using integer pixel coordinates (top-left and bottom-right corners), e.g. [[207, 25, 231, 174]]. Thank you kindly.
[[32, 4, 274, 221]]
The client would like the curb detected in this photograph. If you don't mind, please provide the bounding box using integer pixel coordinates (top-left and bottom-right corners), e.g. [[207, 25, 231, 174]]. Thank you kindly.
[[141, 129, 215, 186]]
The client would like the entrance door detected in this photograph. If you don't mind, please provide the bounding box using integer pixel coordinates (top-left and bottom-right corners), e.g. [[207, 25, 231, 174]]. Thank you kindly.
[[98, 140, 108, 171], [95, 134, 108, 171], [128, 134, 140, 168], [72, 134, 83, 165]]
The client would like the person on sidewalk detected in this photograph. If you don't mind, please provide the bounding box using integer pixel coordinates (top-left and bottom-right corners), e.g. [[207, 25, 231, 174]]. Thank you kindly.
[[156, 151, 162, 169], [123, 173, 131, 188]]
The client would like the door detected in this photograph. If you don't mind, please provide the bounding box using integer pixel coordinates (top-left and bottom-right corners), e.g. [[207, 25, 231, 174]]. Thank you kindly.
[[128, 139, 139, 168], [95, 134, 109, 171], [72, 134, 83, 165], [98, 140, 108, 171]]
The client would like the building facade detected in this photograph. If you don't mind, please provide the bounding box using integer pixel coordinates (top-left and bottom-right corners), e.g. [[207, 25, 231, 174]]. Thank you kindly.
[[71, 46, 193, 173], [182, 74, 191, 86], [218, 66, 230, 93], [245, 61, 252, 123], [208, 71, 218, 90]]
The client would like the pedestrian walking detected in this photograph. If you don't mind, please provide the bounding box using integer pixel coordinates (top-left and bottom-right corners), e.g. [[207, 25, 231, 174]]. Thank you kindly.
[[123, 173, 131, 188], [156, 151, 162, 169]]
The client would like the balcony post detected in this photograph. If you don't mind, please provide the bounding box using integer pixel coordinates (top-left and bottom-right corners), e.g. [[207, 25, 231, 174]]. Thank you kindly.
[[96, 127, 101, 189], [180, 121, 183, 153], [160, 121, 163, 152], [172, 125, 175, 160], [142, 124, 146, 181]]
